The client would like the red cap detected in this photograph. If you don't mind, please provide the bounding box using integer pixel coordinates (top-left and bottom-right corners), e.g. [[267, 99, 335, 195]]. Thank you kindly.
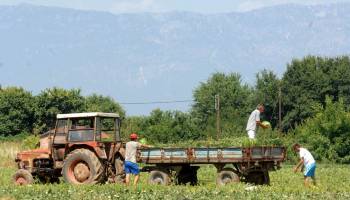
[[130, 133, 138, 139]]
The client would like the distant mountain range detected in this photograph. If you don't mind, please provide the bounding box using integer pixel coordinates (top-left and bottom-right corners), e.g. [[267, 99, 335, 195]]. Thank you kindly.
[[1, 3, 350, 115]]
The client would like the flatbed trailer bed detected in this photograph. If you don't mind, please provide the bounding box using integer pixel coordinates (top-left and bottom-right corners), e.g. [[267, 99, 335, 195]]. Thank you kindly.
[[138, 146, 286, 185]]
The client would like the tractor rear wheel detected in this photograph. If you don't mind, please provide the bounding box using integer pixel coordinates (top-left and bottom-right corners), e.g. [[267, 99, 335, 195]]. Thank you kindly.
[[62, 149, 104, 184], [13, 169, 34, 185], [114, 157, 125, 183]]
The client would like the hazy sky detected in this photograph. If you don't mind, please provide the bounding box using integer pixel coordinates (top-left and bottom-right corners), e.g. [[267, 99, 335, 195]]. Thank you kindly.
[[0, 0, 349, 13]]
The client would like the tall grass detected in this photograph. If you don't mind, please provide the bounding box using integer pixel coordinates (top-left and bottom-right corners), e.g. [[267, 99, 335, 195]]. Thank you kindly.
[[0, 142, 21, 168], [0, 134, 39, 168]]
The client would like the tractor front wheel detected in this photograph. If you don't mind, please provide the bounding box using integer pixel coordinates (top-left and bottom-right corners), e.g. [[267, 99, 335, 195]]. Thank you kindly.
[[13, 169, 34, 185]]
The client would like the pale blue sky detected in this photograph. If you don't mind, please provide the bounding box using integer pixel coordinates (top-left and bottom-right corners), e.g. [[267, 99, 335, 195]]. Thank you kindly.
[[0, 0, 349, 13]]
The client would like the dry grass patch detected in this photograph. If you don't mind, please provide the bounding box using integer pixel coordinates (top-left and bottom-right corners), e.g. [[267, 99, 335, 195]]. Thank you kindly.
[[0, 142, 21, 168]]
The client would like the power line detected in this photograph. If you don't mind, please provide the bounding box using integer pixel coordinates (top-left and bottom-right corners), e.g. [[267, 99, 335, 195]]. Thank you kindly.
[[120, 99, 193, 105]]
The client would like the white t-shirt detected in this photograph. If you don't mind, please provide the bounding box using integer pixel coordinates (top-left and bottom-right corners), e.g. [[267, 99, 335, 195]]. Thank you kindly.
[[299, 148, 315, 166], [125, 141, 141, 163], [246, 109, 260, 131]]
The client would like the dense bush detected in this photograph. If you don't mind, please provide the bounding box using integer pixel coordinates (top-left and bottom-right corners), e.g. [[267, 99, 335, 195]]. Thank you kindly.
[[0, 87, 35, 136], [0, 132, 31, 142], [123, 109, 201, 143], [21, 134, 40, 150], [292, 97, 350, 163]]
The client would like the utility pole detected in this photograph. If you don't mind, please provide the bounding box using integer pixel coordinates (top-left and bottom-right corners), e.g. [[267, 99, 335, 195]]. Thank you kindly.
[[215, 94, 221, 140], [278, 85, 282, 133]]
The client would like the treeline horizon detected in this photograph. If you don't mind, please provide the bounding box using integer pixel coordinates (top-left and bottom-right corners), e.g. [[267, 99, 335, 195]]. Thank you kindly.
[[1, 55, 350, 163]]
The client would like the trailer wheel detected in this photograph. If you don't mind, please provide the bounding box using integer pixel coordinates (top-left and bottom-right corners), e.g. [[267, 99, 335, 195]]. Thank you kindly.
[[62, 149, 104, 184], [246, 170, 270, 185], [13, 169, 34, 185], [216, 169, 240, 186], [149, 170, 170, 185]]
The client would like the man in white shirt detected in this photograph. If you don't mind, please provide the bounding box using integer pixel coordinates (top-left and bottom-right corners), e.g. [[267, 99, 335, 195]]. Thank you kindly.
[[124, 133, 150, 187], [293, 143, 317, 187], [246, 104, 268, 139]]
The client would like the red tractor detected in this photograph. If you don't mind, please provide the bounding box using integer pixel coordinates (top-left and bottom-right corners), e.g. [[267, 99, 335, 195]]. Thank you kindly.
[[13, 112, 125, 185]]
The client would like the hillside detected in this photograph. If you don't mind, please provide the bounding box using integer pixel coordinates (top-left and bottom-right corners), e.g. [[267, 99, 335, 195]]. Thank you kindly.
[[1, 3, 350, 115]]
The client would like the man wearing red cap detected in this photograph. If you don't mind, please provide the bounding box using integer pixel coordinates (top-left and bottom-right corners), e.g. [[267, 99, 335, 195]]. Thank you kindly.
[[125, 133, 150, 187]]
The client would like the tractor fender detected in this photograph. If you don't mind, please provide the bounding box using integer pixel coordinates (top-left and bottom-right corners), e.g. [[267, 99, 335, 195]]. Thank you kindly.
[[117, 147, 125, 159], [93, 146, 107, 159]]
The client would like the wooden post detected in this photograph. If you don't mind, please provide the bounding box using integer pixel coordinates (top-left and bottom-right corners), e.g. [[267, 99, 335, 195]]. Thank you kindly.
[[215, 94, 221, 140], [278, 85, 282, 133]]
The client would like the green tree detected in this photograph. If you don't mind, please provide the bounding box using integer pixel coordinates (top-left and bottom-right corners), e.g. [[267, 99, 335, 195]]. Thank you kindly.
[[121, 116, 146, 140], [0, 87, 35, 136], [84, 94, 125, 117], [281, 56, 350, 131], [326, 57, 350, 104], [191, 72, 252, 137], [34, 87, 85, 133], [254, 70, 281, 129]]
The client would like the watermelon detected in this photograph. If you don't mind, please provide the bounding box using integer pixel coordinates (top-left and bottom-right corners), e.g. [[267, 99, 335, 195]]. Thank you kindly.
[[261, 121, 271, 128], [139, 138, 147, 145]]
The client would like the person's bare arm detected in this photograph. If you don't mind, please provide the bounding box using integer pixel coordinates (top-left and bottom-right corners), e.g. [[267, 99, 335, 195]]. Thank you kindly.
[[140, 144, 152, 148], [293, 158, 304, 173]]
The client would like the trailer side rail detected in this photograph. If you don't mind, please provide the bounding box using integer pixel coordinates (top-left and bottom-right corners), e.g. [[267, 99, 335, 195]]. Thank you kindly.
[[138, 146, 286, 164]]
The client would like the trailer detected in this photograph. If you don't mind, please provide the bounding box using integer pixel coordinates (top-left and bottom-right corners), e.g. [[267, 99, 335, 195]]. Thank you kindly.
[[138, 146, 286, 185]]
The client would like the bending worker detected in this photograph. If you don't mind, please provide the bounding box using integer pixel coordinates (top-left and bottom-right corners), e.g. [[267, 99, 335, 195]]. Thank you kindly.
[[292, 143, 317, 187]]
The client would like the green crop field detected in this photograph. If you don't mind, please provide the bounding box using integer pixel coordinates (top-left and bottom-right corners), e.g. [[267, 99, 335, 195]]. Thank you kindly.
[[1, 141, 350, 200]]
